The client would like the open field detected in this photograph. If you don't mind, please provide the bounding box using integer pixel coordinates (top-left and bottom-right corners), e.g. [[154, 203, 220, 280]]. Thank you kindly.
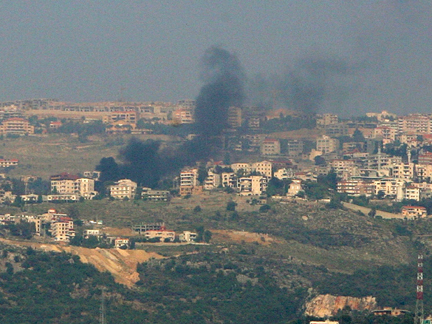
[[0, 134, 182, 179], [0, 134, 119, 178]]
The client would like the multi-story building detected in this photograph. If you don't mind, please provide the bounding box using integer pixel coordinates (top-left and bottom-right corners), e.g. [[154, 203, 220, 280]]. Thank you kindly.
[[221, 172, 237, 188], [372, 126, 396, 144], [173, 108, 194, 124], [231, 163, 251, 175], [50, 173, 95, 198], [177, 99, 196, 110], [330, 159, 355, 178], [141, 187, 170, 201], [337, 180, 374, 197], [416, 164, 432, 181], [0, 117, 34, 135], [260, 139, 281, 156], [252, 161, 273, 178], [227, 106, 242, 128], [391, 163, 415, 180], [325, 123, 349, 136], [179, 231, 197, 242], [374, 178, 406, 197], [83, 229, 101, 238], [316, 135, 339, 154], [317, 113, 338, 126], [180, 169, 198, 187], [109, 179, 137, 200], [237, 175, 268, 196], [398, 114, 432, 134], [401, 206, 427, 219], [240, 134, 264, 151], [144, 225, 175, 242], [0, 159, 18, 168], [179, 168, 198, 195], [403, 186, 421, 201], [419, 152, 432, 165], [50, 173, 79, 194], [287, 140, 304, 157], [114, 238, 130, 248], [203, 170, 221, 190], [51, 217, 75, 242], [342, 142, 365, 152], [102, 111, 137, 124]]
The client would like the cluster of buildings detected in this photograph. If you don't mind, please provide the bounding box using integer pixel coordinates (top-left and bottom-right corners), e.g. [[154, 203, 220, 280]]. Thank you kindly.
[[0, 98, 202, 136], [131, 223, 197, 243], [0, 208, 75, 242], [178, 160, 291, 197]]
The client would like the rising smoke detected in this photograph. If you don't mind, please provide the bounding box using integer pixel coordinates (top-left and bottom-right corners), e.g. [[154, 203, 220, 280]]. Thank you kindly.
[[195, 46, 246, 136], [98, 46, 246, 187], [248, 54, 355, 116]]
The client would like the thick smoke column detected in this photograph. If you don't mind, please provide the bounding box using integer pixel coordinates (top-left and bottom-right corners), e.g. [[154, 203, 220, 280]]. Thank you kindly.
[[195, 46, 245, 136], [118, 138, 161, 188], [99, 46, 246, 188]]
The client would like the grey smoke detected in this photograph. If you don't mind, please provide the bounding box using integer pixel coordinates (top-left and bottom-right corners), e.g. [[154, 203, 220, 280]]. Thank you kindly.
[[248, 54, 355, 115]]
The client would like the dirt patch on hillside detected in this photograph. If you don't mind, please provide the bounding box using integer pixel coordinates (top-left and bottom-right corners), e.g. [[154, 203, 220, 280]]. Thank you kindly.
[[0, 239, 163, 287], [211, 229, 282, 246]]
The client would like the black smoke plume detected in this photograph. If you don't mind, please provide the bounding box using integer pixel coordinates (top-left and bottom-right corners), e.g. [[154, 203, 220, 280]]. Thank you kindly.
[[96, 46, 246, 188], [195, 46, 245, 136]]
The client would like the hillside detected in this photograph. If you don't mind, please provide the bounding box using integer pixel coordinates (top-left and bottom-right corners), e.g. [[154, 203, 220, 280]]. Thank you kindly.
[[0, 239, 163, 287]]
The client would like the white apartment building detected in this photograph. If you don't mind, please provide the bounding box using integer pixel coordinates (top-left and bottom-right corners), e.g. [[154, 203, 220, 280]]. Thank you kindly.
[[180, 168, 198, 187], [391, 163, 415, 180], [237, 175, 268, 196], [222, 172, 237, 188], [316, 135, 339, 154], [51, 218, 75, 242], [203, 170, 221, 190], [252, 161, 273, 178], [109, 179, 137, 199], [374, 178, 406, 197], [50, 177, 95, 197], [398, 114, 432, 134], [403, 186, 421, 201]]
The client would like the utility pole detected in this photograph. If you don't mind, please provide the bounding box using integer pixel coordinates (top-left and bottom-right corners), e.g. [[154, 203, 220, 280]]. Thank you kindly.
[[415, 254, 424, 324], [100, 287, 106, 324]]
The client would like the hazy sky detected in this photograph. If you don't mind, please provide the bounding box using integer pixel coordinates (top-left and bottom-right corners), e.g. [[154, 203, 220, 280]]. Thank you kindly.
[[0, 1, 431, 115]]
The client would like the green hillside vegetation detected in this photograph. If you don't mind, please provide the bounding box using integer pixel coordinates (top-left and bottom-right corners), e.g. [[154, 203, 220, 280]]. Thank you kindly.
[[0, 239, 425, 324]]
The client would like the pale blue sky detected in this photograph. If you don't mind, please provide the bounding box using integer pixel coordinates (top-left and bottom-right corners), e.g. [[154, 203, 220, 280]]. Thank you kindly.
[[0, 1, 431, 115]]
